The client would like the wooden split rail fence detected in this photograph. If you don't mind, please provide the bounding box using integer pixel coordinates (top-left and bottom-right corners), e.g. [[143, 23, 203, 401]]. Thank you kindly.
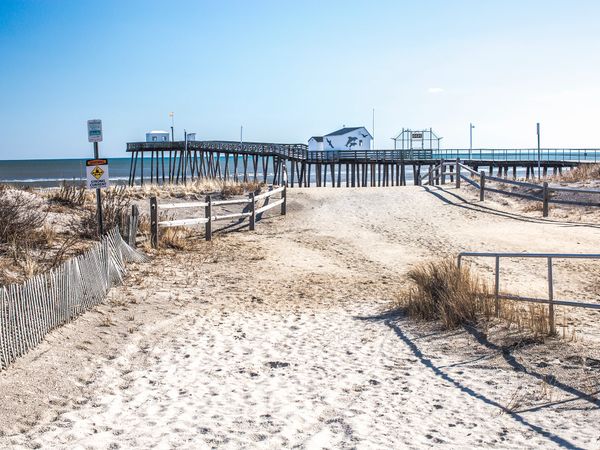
[[422, 159, 600, 217], [149, 185, 287, 247], [0, 229, 147, 370]]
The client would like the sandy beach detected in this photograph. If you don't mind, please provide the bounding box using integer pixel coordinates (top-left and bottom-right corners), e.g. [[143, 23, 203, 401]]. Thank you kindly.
[[1, 184, 600, 449]]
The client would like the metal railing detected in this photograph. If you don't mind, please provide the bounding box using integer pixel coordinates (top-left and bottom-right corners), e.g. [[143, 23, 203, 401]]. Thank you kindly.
[[457, 252, 600, 335]]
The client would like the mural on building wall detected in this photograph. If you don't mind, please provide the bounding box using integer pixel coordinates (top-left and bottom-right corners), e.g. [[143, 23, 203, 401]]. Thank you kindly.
[[309, 127, 372, 151], [345, 136, 358, 149]]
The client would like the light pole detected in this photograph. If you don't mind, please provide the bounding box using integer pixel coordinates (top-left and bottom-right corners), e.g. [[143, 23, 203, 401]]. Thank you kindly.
[[469, 123, 475, 159], [372, 108, 375, 150], [537, 122, 541, 179], [169, 112, 174, 141]]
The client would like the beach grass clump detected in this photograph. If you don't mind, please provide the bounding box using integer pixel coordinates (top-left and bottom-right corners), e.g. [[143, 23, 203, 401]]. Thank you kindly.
[[521, 201, 545, 213], [0, 185, 47, 243], [159, 227, 196, 251], [397, 259, 491, 329], [122, 179, 264, 200], [397, 259, 560, 339], [554, 164, 600, 183], [49, 183, 87, 207]]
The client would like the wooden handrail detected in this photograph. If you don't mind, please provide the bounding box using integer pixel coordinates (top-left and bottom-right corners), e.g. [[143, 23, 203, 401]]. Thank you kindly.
[[149, 184, 287, 247], [158, 201, 208, 210], [455, 160, 600, 217], [254, 186, 285, 201]]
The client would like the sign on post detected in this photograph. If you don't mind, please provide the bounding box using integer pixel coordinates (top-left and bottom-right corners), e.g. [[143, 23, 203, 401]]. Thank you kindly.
[[86, 159, 110, 189], [87, 119, 103, 142]]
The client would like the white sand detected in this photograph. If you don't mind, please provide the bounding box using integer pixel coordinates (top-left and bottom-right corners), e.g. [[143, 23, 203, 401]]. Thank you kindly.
[[2, 185, 600, 449]]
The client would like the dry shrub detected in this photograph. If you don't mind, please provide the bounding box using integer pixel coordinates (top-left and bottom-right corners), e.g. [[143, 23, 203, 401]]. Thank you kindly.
[[49, 183, 87, 207], [8, 243, 40, 278], [397, 259, 491, 329], [521, 202, 545, 213], [555, 164, 600, 183], [73, 186, 131, 238], [0, 186, 47, 243], [500, 302, 550, 337], [120, 179, 265, 200], [220, 181, 262, 198], [137, 214, 150, 236], [159, 227, 195, 250]]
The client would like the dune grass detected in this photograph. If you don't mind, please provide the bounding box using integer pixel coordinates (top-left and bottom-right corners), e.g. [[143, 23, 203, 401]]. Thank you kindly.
[[396, 259, 491, 329], [121, 179, 264, 200], [553, 164, 600, 183], [396, 259, 554, 338]]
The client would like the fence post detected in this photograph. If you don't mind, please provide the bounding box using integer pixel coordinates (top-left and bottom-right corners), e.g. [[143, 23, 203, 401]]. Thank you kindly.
[[249, 192, 256, 231], [441, 159, 445, 185], [547, 257, 555, 335], [281, 186, 287, 216], [150, 197, 158, 249], [494, 256, 500, 317], [129, 204, 139, 247], [542, 182, 549, 217], [205, 195, 212, 241], [456, 158, 461, 189], [480, 171, 486, 201]]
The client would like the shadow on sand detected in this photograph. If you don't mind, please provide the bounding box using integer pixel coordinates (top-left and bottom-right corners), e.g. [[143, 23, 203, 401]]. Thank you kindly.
[[423, 185, 600, 230], [356, 311, 594, 450]]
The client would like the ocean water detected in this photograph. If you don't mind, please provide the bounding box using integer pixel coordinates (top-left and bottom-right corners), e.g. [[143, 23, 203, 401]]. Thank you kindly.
[[0, 157, 277, 187], [0, 158, 131, 186]]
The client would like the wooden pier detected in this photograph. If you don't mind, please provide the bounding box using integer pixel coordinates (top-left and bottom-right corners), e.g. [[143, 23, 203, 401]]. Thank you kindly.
[[126, 141, 590, 188]]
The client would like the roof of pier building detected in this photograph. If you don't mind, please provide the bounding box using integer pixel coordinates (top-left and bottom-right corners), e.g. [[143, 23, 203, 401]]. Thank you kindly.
[[325, 127, 372, 138]]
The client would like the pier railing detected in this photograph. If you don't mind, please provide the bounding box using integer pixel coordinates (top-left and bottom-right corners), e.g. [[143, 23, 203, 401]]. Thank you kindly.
[[149, 185, 287, 247], [433, 148, 600, 163], [127, 142, 600, 163], [457, 252, 600, 335]]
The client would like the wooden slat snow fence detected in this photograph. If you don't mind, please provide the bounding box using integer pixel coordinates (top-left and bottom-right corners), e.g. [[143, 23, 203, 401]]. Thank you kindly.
[[149, 185, 287, 247], [421, 159, 600, 217], [0, 228, 147, 370]]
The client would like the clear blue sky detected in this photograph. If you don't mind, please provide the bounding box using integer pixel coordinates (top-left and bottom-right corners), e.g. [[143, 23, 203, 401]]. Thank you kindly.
[[1, 0, 599, 159]]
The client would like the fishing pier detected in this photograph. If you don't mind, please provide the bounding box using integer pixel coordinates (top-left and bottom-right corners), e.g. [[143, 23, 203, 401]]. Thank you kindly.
[[126, 141, 599, 187]]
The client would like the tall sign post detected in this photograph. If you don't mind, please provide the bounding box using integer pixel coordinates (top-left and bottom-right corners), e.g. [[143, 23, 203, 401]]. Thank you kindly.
[[86, 119, 108, 236]]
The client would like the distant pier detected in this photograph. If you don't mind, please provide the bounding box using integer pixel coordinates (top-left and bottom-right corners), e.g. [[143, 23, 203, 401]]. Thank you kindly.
[[126, 141, 599, 187]]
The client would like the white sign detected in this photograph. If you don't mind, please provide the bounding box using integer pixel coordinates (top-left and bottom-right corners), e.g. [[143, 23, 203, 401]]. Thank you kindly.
[[87, 119, 103, 142], [86, 159, 110, 189]]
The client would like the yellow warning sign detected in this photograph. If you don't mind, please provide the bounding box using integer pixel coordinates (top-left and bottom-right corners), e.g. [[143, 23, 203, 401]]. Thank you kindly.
[[91, 166, 104, 179], [86, 159, 110, 189]]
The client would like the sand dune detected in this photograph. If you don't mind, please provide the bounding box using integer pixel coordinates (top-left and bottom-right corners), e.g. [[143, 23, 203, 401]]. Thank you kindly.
[[1, 185, 600, 449]]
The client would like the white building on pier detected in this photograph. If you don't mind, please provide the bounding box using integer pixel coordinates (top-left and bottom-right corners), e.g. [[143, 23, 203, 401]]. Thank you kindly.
[[308, 127, 372, 151]]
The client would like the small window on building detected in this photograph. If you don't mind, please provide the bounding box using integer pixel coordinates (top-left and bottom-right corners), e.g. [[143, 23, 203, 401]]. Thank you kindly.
[[152, 136, 157, 142], [162, 136, 167, 141]]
